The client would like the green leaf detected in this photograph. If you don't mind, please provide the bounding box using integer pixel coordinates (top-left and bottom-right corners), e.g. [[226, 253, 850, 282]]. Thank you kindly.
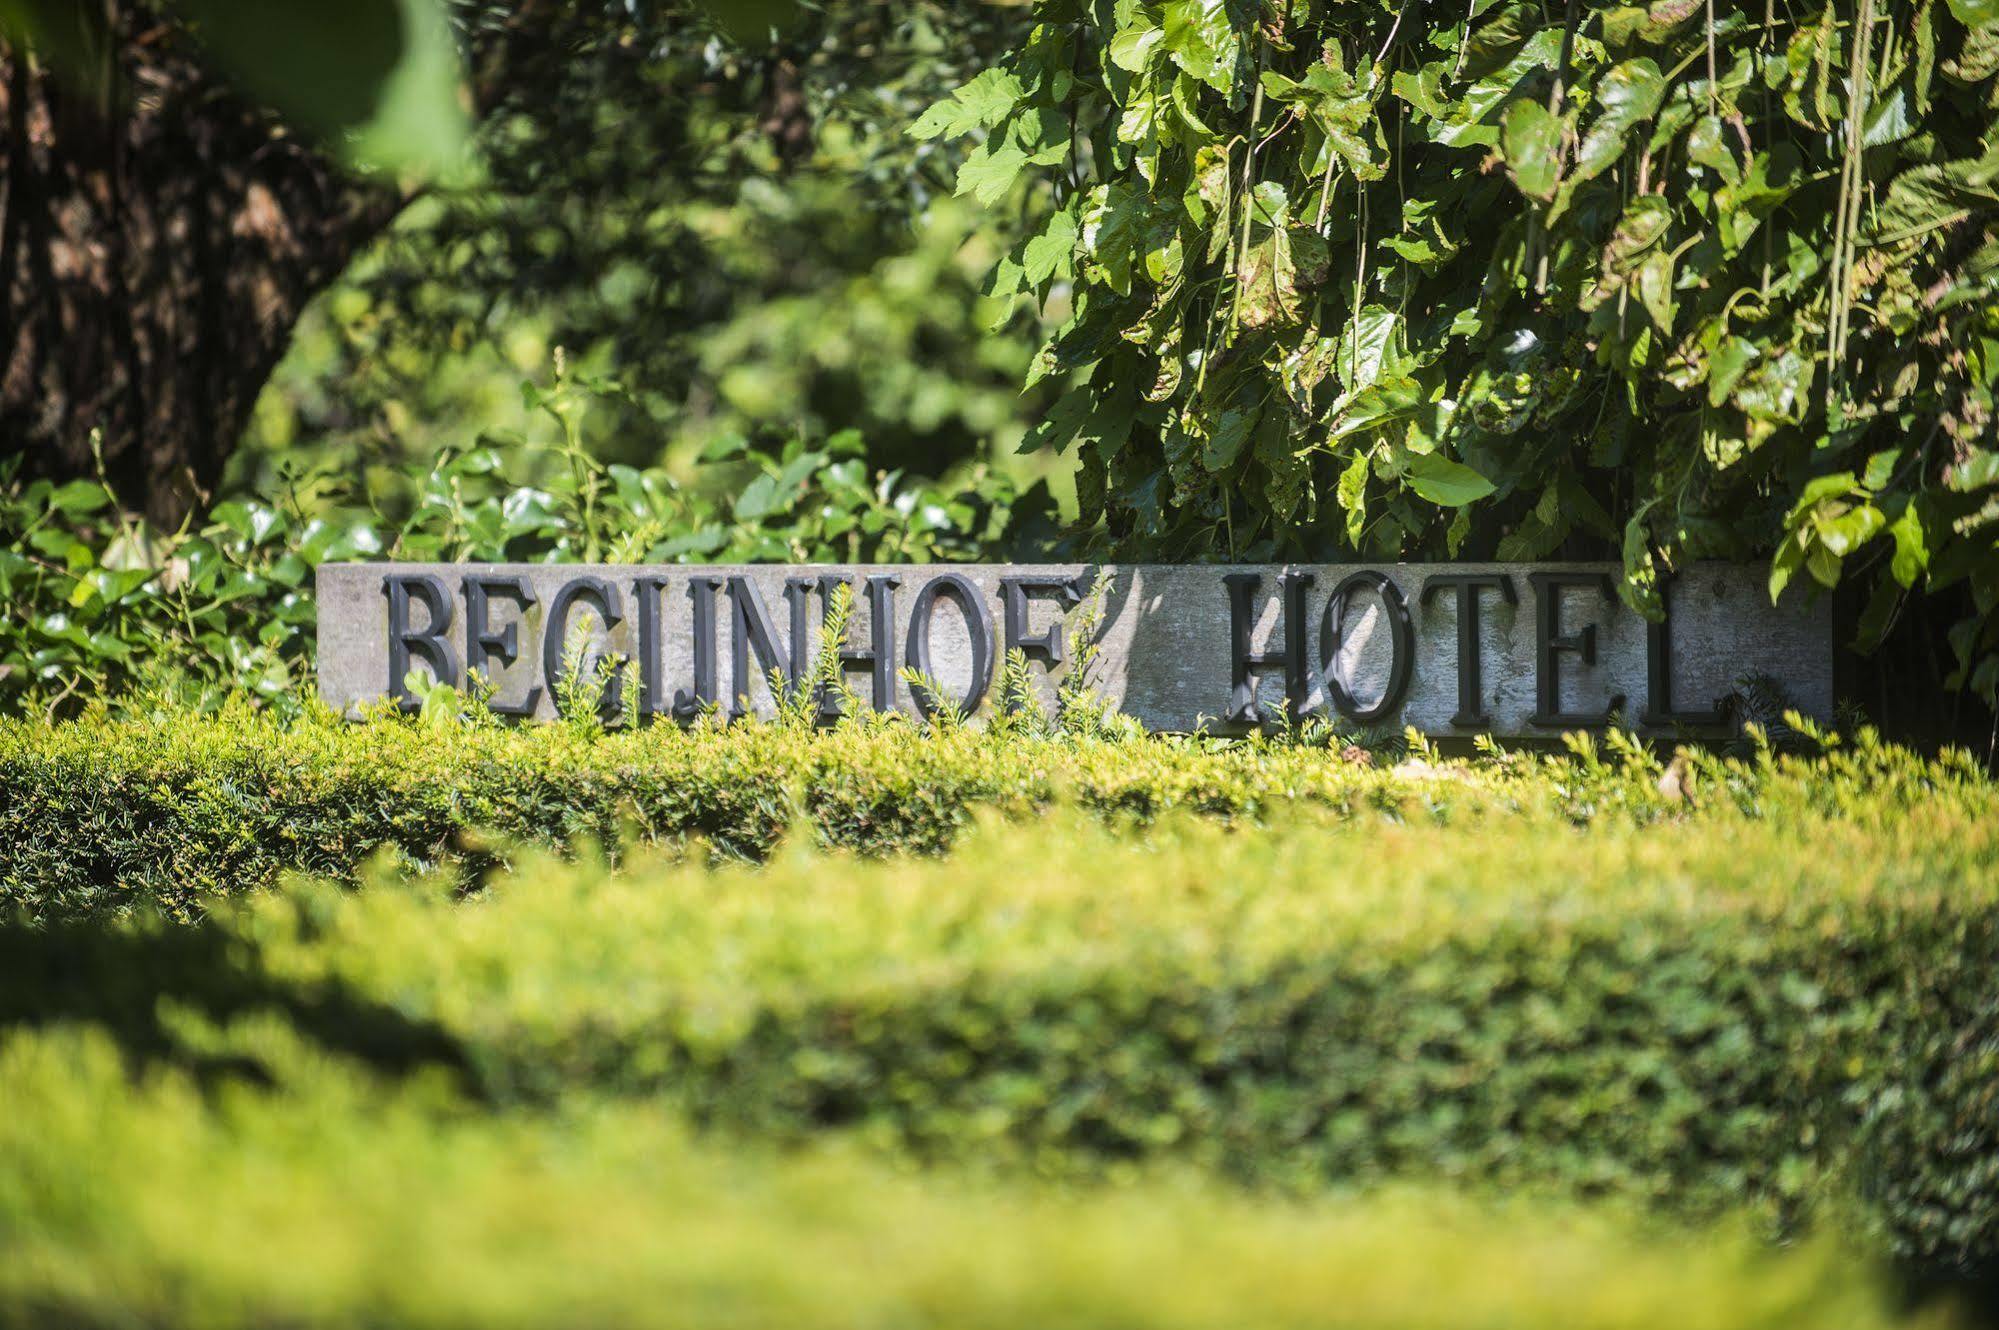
[[1890, 505, 1930, 587], [1562, 59, 1665, 205], [1603, 195, 1674, 275], [955, 143, 1029, 206], [910, 68, 1026, 141], [173, 0, 467, 176], [1708, 337, 1759, 406], [1500, 100, 1563, 202], [1202, 407, 1256, 471], [49, 480, 111, 516], [1408, 455, 1497, 507], [1023, 208, 1079, 286], [1109, 21, 1165, 73], [1947, 0, 1999, 28], [1161, 0, 1240, 93], [733, 474, 782, 523], [1338, 452, 1370, 546], [1082, 183, 1151, 296]]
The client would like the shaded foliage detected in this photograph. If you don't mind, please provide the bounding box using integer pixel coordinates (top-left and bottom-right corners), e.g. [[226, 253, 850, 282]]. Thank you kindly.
[[928, 0, 1999, 701]]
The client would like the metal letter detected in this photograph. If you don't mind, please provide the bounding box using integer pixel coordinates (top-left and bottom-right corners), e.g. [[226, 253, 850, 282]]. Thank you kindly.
[[543, 576, 627, 720], [1320, 571, 1414, 724], [633, 577, 668, 719], [1000, 574, 1085, 670], [382, 574, 459, 708], [674, 576, 722, 720], [1642, 576, 1729, 729], [1528, 571, 1623, 727], [726, 575, 804, 718], [463, 574, 541, 717], [905, 573, 995, 718], [1419, 573, 1516, 728], [815, 574, 900, 720], [1223, 570, 1314, 726]]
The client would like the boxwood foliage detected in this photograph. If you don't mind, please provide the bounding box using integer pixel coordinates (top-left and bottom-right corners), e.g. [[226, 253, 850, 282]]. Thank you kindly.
[[926, 0, 1999, 698], [0, 1030, 1929, 1330], [0, 704, 1987, 922], [10, 746, 1996, 1268]]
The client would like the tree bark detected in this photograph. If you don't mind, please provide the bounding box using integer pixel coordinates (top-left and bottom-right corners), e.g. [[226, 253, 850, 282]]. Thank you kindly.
[[1, 10, 402, 529]]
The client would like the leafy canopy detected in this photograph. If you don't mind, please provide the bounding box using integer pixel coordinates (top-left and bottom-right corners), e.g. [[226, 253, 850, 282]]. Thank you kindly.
[[923, 0, 1999, 699]]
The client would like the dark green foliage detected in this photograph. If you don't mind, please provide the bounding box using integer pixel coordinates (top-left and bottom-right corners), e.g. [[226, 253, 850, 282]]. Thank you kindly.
[[929, 0, 1999, 699], [0, 407, 1048, 714]]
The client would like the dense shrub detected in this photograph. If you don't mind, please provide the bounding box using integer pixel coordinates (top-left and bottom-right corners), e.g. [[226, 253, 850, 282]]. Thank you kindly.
[[1, 706, 1985, 922], [0, 1029, 1931, 1330], [10, 761, 1995, 1266], [238, 810, 1999, 1266]]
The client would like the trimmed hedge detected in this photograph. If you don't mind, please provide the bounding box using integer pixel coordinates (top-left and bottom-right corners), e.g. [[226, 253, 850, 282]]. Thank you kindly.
[[19, 790, 1999, 1267], [1, 706, 1989, 921], [0, 1029, 1931, 1330]]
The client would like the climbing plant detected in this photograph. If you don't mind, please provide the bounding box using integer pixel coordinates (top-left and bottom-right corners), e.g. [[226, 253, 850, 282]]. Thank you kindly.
[[920, 0, 1999, 698]]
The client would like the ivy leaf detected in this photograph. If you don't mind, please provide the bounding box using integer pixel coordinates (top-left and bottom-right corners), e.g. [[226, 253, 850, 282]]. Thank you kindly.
[[1708, 336, 1759, 407], [1408, 455, 1497, 507], [1603, 195, 1674, 276], [1874, 146, 1999, 244], [1082, 183, 1151, 296], [1009, 106, 1073, 166], [981, 253, 1028, 332], [1686, 115, 1741, 184], [1021, 387, 1095, 457], [1500, 100, 1563, 202], [1330, 376, 1424, 442], [1636, 249, 1676, 334], [1890, 505, 1930, 587]]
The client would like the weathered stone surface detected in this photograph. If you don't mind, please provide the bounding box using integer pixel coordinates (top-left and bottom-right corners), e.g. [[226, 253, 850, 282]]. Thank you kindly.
[[317, 563, 1834, 736]]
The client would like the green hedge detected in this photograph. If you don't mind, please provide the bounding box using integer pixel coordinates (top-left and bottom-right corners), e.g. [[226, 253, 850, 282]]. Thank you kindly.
[[17, 780, 1997, 1268], [0, 1029, 1931, 1330], [1, 707, 1987, 922]]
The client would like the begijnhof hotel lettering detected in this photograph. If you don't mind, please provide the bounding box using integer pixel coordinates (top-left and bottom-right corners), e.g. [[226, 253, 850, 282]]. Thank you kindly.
[[316, 564, 1834, 737]]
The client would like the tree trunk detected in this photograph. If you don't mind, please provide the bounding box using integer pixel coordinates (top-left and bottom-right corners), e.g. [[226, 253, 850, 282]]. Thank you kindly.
[[1, 12, 401, 529]]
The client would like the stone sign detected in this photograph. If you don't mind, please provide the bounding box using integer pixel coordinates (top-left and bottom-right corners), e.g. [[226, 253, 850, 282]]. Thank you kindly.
[[316, 563, 1834, 736]]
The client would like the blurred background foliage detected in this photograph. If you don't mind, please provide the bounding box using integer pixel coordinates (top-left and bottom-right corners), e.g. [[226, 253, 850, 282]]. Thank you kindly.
[[233, 0, 1069, 519]]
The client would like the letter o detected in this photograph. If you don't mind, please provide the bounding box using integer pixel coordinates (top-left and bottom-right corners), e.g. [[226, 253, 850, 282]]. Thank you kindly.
[[1319, 571, 1414, 724], [904, 574, 994, 718]]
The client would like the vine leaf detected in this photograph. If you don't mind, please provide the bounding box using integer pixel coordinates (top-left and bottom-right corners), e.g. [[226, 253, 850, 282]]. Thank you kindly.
[[1501, 100, 1564, 202], [1408, 456, 1497, 507], [909, 68, 1025, 141]]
